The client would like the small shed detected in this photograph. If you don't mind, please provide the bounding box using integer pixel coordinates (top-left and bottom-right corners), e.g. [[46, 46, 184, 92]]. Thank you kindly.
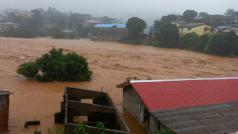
[[118, 77, 238, 134], [91, 23, 127, 41], [0, 91, 11, 133]]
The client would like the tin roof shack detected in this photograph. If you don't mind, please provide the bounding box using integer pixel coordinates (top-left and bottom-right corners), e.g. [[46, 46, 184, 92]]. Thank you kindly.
[[55, 87, 129, 134], [0, 91, 11, 133], [118, 77, 238, 134], [91, 23, 127, 41]]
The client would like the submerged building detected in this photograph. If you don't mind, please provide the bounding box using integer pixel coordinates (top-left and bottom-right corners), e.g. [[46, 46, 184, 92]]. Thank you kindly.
[[0, 91, 11, 133], [55, 87, 129, 134], [91, 23, 127, 41], [118, 77, 238, 134]]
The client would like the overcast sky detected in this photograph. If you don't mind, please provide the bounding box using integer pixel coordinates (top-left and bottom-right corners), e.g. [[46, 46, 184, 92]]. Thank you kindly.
[[0, 0, 237, 22]]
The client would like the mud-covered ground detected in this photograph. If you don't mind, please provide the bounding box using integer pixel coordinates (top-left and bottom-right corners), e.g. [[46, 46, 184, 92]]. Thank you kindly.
[[0, 37, 237, 134]]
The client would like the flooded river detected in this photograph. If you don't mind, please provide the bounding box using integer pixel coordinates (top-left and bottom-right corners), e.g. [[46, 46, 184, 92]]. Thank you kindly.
[[0, 37, 238, 134]]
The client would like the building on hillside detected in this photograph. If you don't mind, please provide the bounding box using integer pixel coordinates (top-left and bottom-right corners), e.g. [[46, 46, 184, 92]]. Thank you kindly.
[[118, 77, 238, 134], [0, 91, 11, 133], [215, 26, 238, 35], [0, 22, 18, 32], [178, 23, 214, 36], [91, 23, 127, 41]]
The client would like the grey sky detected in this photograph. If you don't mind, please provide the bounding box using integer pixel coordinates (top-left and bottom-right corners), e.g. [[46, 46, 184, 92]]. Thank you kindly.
[[0, 0, 237, 22]]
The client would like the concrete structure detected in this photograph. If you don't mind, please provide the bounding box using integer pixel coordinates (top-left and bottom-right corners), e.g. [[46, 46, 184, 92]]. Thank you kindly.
[[91, 23, 127, 41], [118, 77, 238, 134], [55, 87, 129, 134], [0, 91, 11, 133]]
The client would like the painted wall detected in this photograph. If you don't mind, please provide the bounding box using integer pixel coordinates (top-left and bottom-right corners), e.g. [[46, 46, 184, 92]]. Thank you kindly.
[[179, 25, 214, 36]]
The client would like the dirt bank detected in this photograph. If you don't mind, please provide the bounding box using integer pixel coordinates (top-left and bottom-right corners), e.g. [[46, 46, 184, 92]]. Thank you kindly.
[[0, 37, 237, 134]]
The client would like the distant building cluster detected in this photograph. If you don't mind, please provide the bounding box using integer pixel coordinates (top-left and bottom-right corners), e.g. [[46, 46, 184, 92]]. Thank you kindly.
[[91, 23, 128, 41]]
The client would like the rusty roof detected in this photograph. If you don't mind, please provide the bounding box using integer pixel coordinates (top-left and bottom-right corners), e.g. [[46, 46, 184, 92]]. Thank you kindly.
[[152, 101, 238, 134]]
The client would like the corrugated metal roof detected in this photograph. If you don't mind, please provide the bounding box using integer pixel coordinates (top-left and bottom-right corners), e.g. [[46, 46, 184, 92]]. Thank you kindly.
[[152, 101, 238, 134], [180, 23, 206, 28], [131, 77, 238, 112], [94, 23, 126, 29]]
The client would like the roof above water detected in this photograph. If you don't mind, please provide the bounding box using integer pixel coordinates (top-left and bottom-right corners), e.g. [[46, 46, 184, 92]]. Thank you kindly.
[[94, 23, 126, 29], [130, 77, 238, 112], [152, 101, 238, 134], [180, 23, 206, 28]]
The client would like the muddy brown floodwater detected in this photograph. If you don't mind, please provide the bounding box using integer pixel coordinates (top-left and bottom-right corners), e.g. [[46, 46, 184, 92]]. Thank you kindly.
[[0, 37, 238, 134]]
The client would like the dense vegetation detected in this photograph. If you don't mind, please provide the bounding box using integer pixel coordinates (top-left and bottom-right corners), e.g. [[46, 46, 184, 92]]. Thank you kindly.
[[126, 17, 146, 39], [122, 8, 238, 56], [0, 8, 117, 38], [17, 48, 92, 82]]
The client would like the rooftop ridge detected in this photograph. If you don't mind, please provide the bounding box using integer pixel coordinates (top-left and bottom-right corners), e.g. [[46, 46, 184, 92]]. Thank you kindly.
[[130, 77, 238, 83]]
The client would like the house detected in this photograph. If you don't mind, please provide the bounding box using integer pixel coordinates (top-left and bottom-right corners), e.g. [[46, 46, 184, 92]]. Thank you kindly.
[[0, 91, 11, 133], [91, 23, 127, 41], [178, 23, 214, 36], [118, 77, 238, 134], [216, 26, 238, 35], [55, 87, 129, 134], [0, 22, 18, 32]]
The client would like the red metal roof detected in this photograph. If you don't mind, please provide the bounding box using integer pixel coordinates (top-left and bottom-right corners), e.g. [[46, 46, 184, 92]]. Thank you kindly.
[[131, 77, 238, 112]]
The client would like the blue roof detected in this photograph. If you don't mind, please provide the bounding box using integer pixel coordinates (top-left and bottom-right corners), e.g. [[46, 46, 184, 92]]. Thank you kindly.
[[94, 23, 126, 29]]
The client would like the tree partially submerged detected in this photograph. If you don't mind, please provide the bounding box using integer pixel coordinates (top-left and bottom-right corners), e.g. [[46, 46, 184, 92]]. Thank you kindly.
[[17, 48, 92, 82]]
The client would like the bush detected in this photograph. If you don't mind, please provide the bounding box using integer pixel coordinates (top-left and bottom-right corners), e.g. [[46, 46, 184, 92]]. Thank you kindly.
[[154, 21, 180, 48], [199, 34, 210, 52], [206, 32, 238, 56], [181, 33, 200, 50], [17, 48, 92, 82], [17, 62, 39, 79]]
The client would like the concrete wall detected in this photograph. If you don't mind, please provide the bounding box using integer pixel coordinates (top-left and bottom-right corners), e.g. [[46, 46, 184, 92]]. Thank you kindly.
[[123, 87, 163, 134], [123, 87, 145, 126], [0, 95, 9, 133]]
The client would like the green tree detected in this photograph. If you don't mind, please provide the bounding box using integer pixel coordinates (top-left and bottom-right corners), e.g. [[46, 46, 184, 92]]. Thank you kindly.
[[225, 8, 236, 16], [154, 21, 179, 48], [206, 32, 238, 55], [183, 10, 198, 22], [199, 12, 209, 18], [181, 33, 200, 50], [17, 61, 39, 79], [199, 34, 210, 52], [126, 17, 146, 39], [161, 15, 178, 23], [17, 48, 92, 82]]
